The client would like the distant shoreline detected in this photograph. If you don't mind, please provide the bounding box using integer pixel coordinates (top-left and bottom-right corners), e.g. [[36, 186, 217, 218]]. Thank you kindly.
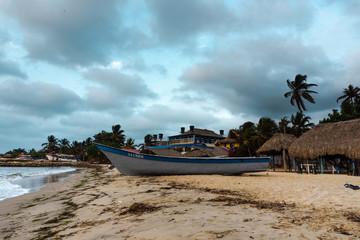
[[0, 159, 104, 168]]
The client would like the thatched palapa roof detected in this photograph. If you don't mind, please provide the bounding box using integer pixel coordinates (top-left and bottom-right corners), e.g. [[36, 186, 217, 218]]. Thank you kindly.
[[288, 119, 360, 160], [256, 133, 296, 154], [142, 147, 227, 157], [183, 147, 228, 157], [141, 148, 182, 157]]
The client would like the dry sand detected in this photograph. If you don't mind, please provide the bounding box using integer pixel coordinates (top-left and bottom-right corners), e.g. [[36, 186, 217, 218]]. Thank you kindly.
[[0, 168, 359, 239]]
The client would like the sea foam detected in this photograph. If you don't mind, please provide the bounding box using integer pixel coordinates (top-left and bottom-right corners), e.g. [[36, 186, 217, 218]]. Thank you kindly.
[[0, 166, 76, 201]]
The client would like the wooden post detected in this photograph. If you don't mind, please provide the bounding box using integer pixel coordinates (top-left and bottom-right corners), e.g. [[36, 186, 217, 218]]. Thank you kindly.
[[320, 157, 324, 174], [282, 148, 287, 171], [272, 155, 275, 171], [286, 152, 292, 172]]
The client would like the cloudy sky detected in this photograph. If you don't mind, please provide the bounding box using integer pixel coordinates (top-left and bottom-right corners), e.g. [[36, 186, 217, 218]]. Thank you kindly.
[[0, 0, 359, 153]]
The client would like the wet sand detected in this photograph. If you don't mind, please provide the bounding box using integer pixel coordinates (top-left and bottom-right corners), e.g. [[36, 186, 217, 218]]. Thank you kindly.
[[0, 168, 359, 239]]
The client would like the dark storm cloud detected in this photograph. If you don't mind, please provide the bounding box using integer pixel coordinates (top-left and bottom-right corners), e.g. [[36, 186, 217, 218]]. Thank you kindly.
[[83, 67, 157, 112], [146, 0, 314, 47], [0, 0, 317, 68], [147, 0, 234, 45], [179, 35, 339, 118], [237, 0, 314, 31], [0, 58, 27, 78], [1, 0, 150, 67], [0, 79, 82, 118]]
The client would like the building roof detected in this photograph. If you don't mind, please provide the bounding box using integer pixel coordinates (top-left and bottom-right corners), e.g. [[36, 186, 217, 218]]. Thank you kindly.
[[169, 128, 224, 138], [288, 119, 360, 159], [256, 133, 297, 154]]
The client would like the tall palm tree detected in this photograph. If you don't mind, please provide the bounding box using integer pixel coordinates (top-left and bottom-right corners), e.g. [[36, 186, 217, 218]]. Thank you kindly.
[[42, 135, 59, 152], [59, 138, 70, 154], [336, 84, 360, 109], [237, 121, 257, 157], [112, 124, 125, 145], [70, 141, 85, 160], [256, 117, 278, 141], [284, 74, 318, 113], [290, 112, 314, 137]]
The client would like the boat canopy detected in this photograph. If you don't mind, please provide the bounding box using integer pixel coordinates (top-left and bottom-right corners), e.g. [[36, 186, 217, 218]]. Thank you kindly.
[[150, 143, 214, 149]]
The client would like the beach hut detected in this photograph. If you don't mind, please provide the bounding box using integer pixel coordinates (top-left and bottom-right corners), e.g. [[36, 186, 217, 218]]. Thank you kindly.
[[288, 119, 360, 175], [257, 133, 297, 171]]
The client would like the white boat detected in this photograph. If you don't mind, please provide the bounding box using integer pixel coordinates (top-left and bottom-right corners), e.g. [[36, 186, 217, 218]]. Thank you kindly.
[[95, 143, 270, 176], [46, 154, 77, 162]]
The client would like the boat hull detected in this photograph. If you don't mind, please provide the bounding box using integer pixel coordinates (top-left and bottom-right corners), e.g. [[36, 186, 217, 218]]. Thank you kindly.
[[95, 144, 270, 176]]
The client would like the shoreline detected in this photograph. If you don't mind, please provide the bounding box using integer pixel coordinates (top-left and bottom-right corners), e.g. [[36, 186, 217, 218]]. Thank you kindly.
[[0, 169, 89, 216], [0, 159, 103, 168], [9, 168, 82, 200], [0, 166, 85, 202], [1, 169, 360, 239]]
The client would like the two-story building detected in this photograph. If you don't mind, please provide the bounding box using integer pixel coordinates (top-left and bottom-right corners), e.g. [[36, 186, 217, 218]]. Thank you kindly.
[[168, 126, 225, 146]]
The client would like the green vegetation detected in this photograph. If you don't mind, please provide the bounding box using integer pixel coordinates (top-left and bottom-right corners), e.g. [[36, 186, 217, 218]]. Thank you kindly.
[[321, 84, 360, 123], [230, 114, 313, 156], [2, 124, 130, 164]]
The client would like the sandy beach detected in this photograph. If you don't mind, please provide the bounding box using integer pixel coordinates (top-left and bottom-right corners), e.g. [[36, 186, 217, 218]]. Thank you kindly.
[[0, 168, 359, 240]]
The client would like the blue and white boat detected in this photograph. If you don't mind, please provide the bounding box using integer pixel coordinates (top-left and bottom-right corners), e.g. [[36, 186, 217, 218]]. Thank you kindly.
[[95, 143, 270, 176]]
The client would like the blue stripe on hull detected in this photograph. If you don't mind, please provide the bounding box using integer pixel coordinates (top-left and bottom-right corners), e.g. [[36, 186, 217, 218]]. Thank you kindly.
[[95, 144, 270, 164]]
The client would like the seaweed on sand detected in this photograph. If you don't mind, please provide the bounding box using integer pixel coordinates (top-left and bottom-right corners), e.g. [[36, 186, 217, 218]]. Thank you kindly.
[[344, 212, 360, 222], [209, 195, 295, 211], [120, 202, 161, 215]]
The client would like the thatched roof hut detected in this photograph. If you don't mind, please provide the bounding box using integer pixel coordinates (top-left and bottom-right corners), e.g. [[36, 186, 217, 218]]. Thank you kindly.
[[141, 148, 182, 157], [256, 133, 296, 155], [183, 147, 228, 157], [288, 119, 360, 160]]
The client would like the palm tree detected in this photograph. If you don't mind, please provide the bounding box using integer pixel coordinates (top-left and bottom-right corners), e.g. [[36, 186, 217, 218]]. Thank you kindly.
[[70, 141, 85, 160], [125, 138, 137, 149], [278, 117, 291, 134], [83, 137, 93, 148], [256, 117, 278, 141], [112, 124, 125, 145], [59, 138, 70, 154], [237, 121, 257, 157], [284, 74, 318, 113], [144, 134, 154, 146], [42, 135, 59, 152], [336, 84, 360, 110], [290, 112, 314, 137]]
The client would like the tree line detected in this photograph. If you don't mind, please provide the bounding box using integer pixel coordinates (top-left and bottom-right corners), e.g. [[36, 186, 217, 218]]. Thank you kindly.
[[3, 124, 136, 163]]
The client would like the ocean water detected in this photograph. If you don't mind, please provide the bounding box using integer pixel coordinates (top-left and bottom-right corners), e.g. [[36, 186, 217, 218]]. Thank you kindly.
[[0, 166, 77, 201]]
